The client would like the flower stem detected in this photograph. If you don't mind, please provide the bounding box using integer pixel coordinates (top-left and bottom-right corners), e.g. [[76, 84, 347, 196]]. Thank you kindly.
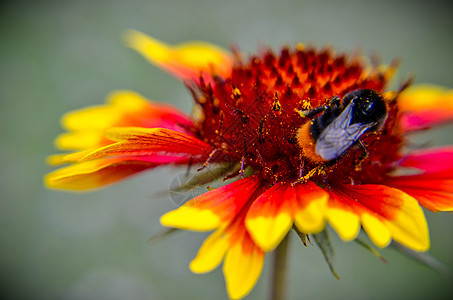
[[270, 233, 290, 300]]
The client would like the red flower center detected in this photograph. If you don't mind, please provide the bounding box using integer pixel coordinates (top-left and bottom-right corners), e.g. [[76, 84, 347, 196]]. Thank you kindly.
[[189, 46, 402, 185]]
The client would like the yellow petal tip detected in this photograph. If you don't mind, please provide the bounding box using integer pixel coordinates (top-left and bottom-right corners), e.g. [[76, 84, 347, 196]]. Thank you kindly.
[[245, 214, 292, 251], [160, 207, 220, 231]]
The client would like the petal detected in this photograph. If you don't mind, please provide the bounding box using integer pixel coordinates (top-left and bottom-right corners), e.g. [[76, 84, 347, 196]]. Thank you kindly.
[[124, 30, 232, 82], [383, 171, 453, 212], [245, 183, 293, 251], [245, 181, 328, 251], [398, 146, 453, 173], [398, 84, 453, 131], [47, 150, 91, 166], [326, 190, 361, 241], [292, 182, 329, 233], [342, 184, 430, 251], [160, 206, 221, 231], [56, 90, 192, 151], [171, 177, 265, 300], [190, 230, 228, 273], [45, 128, 208, 191], [44, 157, 156, 191], [80, 127, 210, 161], [223, 227, 264, 300], [361, 213, 391, 247], [160, 176, 264, 231], [56, 131, 108, 152]]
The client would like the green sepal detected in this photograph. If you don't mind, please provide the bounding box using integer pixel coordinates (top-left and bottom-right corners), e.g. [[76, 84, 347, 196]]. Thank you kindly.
[[313, 229, 340, 280], [355, 238, 388, 263], [390, 241, 452, 275], [148, 227, 179, 244], [292, 225, 309, 247], [171, 162, 237, 193]]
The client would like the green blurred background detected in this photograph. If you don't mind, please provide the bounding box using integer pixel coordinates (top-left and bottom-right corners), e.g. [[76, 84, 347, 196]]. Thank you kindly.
[[1, 0, 453, 299]]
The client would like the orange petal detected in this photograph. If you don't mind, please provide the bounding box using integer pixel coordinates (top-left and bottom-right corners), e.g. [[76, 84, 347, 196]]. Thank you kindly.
[[398, 84, 453, 131], [124, 30, 232, 82]]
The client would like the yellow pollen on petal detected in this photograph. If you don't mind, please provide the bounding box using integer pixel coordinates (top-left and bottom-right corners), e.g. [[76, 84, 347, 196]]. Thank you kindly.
[[327, 208, 360, 241], [361, 213, 391, 248], [190, 230, 228, 274], [245, 212, 292, 251], [160, 207, 220, 231]]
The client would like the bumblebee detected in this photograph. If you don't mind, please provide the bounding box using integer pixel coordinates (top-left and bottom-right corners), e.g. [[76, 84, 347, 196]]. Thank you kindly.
[[297, 89, 388, 165]]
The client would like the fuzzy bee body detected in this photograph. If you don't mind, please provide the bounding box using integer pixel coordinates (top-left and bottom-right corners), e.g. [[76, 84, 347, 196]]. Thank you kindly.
[[297, 89, 388, 163]]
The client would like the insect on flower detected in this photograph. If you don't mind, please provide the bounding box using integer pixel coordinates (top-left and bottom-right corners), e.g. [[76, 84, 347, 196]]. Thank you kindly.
[[295, 89, 388, 182], [45, 30, 453, 300]]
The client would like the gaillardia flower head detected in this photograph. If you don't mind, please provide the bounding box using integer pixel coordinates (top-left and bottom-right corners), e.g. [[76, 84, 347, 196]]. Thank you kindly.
[[45, 30, 453, 299]]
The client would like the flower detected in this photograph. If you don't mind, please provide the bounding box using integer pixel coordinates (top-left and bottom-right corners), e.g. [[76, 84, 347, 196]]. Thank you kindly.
[[45, 30, 453, 299]]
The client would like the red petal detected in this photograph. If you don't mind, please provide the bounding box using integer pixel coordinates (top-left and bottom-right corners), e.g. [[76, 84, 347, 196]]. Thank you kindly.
[[45, 157, 158, 190], [223, 222, 264, 300], [46, 128, 211, 191], [160, 176, 265, 230], [399, 146, 453, 173], [245, 182, 328, 250], [329, 184, 429, 251], [57, 91, 193, 151], [398, 84, 453, 132], [163, 176, 266, 299], [81, 127, 211, 161], [383, 171, 453, 212], [400, 110, 453, 132], [124, 30, 233, 84]]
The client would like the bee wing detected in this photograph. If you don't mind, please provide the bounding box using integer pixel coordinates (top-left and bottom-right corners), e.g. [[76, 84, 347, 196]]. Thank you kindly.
[[315, 102, 374, 161]]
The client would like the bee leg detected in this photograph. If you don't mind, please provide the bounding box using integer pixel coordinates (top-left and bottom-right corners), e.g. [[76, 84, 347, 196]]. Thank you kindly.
[[354, 140, 369, 171], [292, 164, 327, 185], [294, 105, 327, 119], [240, 156, 245, 178], [197, 148, 218, 171], [299, 160, 305, 178]]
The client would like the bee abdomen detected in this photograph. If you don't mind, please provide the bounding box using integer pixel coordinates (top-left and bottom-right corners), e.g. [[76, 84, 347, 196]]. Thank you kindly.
[[296, 122, 326, 163]]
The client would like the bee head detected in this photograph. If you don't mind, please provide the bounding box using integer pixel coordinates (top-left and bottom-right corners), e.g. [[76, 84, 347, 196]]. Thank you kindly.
[[343, 89, 387, 126]]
